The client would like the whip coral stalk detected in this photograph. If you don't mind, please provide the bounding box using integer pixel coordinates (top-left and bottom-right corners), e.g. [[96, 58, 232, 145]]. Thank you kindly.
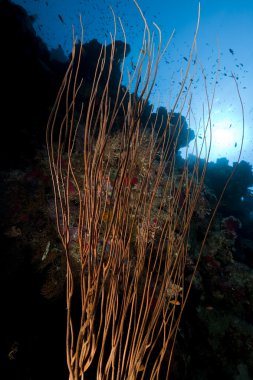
[[46, 1, 243, 379]]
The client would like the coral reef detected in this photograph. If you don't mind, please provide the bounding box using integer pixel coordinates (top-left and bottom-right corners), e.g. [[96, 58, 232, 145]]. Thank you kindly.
[[0, 1, 252, 379]]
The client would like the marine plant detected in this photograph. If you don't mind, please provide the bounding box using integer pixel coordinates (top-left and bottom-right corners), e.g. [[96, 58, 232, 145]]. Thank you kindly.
[[46, 1, 243, 379]]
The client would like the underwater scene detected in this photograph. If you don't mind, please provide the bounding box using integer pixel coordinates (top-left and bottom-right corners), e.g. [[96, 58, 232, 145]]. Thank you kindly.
[[0, 1, 253, 379]]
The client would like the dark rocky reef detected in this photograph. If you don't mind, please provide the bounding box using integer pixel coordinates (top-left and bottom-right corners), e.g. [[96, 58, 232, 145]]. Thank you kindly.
[[0, 0, 67, 169]]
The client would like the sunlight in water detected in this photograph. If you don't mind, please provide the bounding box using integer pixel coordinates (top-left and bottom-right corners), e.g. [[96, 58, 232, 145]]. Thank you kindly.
[[180, 113, 243, 164], [210, 117, 242, 162], [212, 119, 236, 148]]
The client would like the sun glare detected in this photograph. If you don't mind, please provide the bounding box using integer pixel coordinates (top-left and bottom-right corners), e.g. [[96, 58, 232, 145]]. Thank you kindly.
[[209, 116, 242, 162], [212, 119, 236, 148], [180, 114, 243, 164]]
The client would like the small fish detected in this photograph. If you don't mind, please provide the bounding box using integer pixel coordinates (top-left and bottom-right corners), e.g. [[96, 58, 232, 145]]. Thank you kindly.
[[58, 14, 65, 24], [131, 61, 136, 70], [169, 300, 180, 306], [229, 48, 234, 55], [183, 56, 188, 62], [234, 142, 237, 147]]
